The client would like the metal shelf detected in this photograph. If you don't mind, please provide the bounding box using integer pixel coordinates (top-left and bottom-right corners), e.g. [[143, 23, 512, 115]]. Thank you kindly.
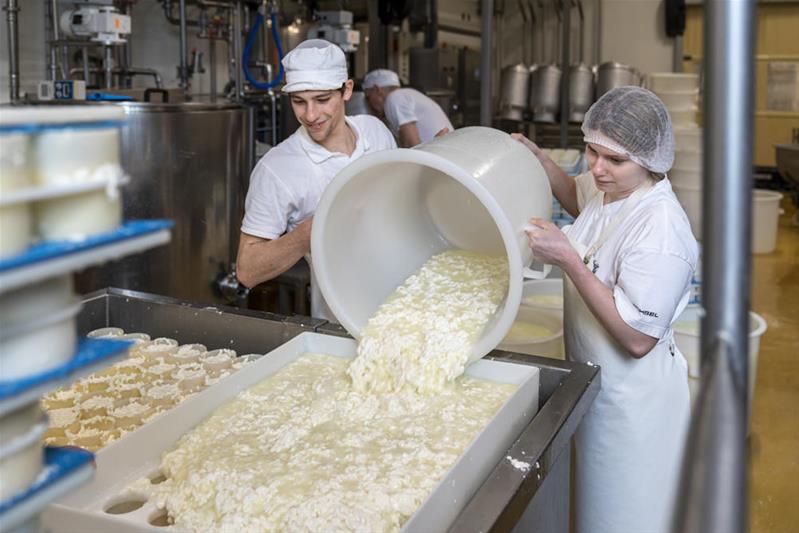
[[0, 220, 173, 295], [0, 447, 94, 533]]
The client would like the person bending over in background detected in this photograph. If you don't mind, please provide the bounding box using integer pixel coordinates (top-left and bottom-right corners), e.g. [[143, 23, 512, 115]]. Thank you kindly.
[[362, 68, 453, 147]]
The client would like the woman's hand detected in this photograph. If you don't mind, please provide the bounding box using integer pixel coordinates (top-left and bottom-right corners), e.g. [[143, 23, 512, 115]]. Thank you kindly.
[[525, 218, 581, 269], [511, 133, 550, 167]]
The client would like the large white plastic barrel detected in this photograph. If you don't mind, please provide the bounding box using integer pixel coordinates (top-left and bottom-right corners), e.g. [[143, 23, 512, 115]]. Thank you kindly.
[[312, 127, 553, 365]]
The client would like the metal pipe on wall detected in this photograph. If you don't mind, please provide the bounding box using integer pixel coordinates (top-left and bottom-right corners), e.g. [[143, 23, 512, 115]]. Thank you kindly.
[[367, 0, 387, 70], [4, 0, 20, 101], [104, 45, 113, 88], [70, 66, 163, 88], [673, 34, 684, 73], [179, 0, 190, 89], [558, 0, 570, 147], [233, 1, 244, 101], [672, 1, 757, 532], [81, 46, 90, 85], [424, 0, 438, 48], [480, 0, 493, 126], [210, 38, 218, 101], [594, 0, 601, 65], [50, 0, 68, 79]]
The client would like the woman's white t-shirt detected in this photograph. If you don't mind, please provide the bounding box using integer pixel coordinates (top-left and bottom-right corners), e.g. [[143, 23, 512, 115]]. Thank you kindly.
[[566, 171, 699, 341]]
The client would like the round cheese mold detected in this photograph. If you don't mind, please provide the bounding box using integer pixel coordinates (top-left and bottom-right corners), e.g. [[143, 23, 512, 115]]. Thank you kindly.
[[201, 349, 235, 374], [87, 327, 125, 338], [112, 402, 154, 429], [167, 343, 206, 365], [145, 384, 182, 408]]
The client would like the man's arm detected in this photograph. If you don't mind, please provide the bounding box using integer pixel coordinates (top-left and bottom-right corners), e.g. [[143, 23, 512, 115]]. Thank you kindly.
[[398, 122, 422, 148], [236, 218, 313, 288]]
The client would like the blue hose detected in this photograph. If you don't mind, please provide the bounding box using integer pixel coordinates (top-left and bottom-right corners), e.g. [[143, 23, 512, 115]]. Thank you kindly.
[[242, 11, 284, 90]]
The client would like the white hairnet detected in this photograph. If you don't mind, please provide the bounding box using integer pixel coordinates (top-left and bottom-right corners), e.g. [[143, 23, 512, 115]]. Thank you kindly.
[[282, 39, 348, 93], [581, 86, 675, 174], [363, 69, 401, 89]]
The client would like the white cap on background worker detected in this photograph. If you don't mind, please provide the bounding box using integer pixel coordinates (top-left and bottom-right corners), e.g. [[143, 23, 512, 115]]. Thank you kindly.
[[363, 69, 401, 89]]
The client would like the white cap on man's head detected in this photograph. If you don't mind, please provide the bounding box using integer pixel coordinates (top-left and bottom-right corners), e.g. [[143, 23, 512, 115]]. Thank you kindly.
[[363, 69, 401, 89], [282, 39, 348, 93]]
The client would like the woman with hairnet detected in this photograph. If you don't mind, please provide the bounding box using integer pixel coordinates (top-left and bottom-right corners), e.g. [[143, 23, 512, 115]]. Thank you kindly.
[[514, 86, 699, 533]]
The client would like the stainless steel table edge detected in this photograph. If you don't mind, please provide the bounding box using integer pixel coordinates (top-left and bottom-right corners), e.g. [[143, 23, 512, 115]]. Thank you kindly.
[[449, 352, 599, 532]]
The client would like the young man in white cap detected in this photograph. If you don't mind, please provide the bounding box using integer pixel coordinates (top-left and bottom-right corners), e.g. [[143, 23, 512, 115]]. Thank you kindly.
[[236, 39, 396, 320], [363, 68, 453, 147]]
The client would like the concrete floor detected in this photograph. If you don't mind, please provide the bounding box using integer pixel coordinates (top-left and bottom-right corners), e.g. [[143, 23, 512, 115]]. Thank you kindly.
[[749, 195, 799, 532]]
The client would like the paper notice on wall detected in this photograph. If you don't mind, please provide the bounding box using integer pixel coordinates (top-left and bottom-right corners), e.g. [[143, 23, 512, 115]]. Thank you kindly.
[[767, 62, 799, 112]]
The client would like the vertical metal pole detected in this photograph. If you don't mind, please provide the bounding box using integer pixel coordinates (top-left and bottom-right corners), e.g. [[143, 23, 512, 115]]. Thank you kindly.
[[50, 0, 67, 79], [179, 0, 189, 89], [104, 45, 114, 88], [46, 0, 56, 81], [559, 0, 570, 147], [209, 38, 218, 102], [703, 0, 755, 436], [82, 46, 90, 84], [368, 0, 386, 69], [425, 0, 438, 48], [673, 35, 684, 73], [480, 0, 493, 126], [233, 1, 244, 101], [672, 1, 756, 532], [594, 0, 601, 65], [4, 0, 20, 101]]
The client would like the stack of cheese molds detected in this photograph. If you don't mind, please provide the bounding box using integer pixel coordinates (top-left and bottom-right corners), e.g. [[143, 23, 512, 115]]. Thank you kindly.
[[0, 105, 173, 533], [42, 328, 257, 452]]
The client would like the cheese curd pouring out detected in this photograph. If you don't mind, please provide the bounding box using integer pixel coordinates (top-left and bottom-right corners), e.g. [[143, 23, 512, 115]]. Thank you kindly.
[[349, 249, 509, 393]]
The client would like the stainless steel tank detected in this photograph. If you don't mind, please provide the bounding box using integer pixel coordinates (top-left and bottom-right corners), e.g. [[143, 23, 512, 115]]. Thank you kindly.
[[529, 64, 562, 123], [499, 64, 530, 122], [596, 62, 641, 99], [569, 63, 595, 123], [76, 101, 254, 304]]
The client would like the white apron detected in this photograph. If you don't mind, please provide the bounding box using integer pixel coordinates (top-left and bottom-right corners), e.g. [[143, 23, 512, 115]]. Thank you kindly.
[[564, 185, 690, 533]]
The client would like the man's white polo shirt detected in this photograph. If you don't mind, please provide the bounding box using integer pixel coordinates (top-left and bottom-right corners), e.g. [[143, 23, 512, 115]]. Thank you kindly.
[[242, 114, 396, 240]]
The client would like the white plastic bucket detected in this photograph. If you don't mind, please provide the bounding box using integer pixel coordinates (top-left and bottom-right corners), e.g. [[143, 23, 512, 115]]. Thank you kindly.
[[673, 127, 703, 152], [0, 419, 46, 500], [673, 305, 767, 419], [673, 149, 702, 170], [34, 187, 122, 240], [0, 202, 32, 258], [672, 185, 784, 248], [655, 90, 699, 111], [520, 278, 563, 318], [312, 127, 553, 365], [672, 183, 702, 239], [751, 190, 784, 254], [0, 299, 81, 382], [668, 167, 702, 188], [647, 72, 700, 92], [668, 107, 699, 128], [499, 307, 564, 359]]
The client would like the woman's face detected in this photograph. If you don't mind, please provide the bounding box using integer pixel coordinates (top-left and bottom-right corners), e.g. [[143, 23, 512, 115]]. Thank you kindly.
[[585, 142, 651, 201]]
